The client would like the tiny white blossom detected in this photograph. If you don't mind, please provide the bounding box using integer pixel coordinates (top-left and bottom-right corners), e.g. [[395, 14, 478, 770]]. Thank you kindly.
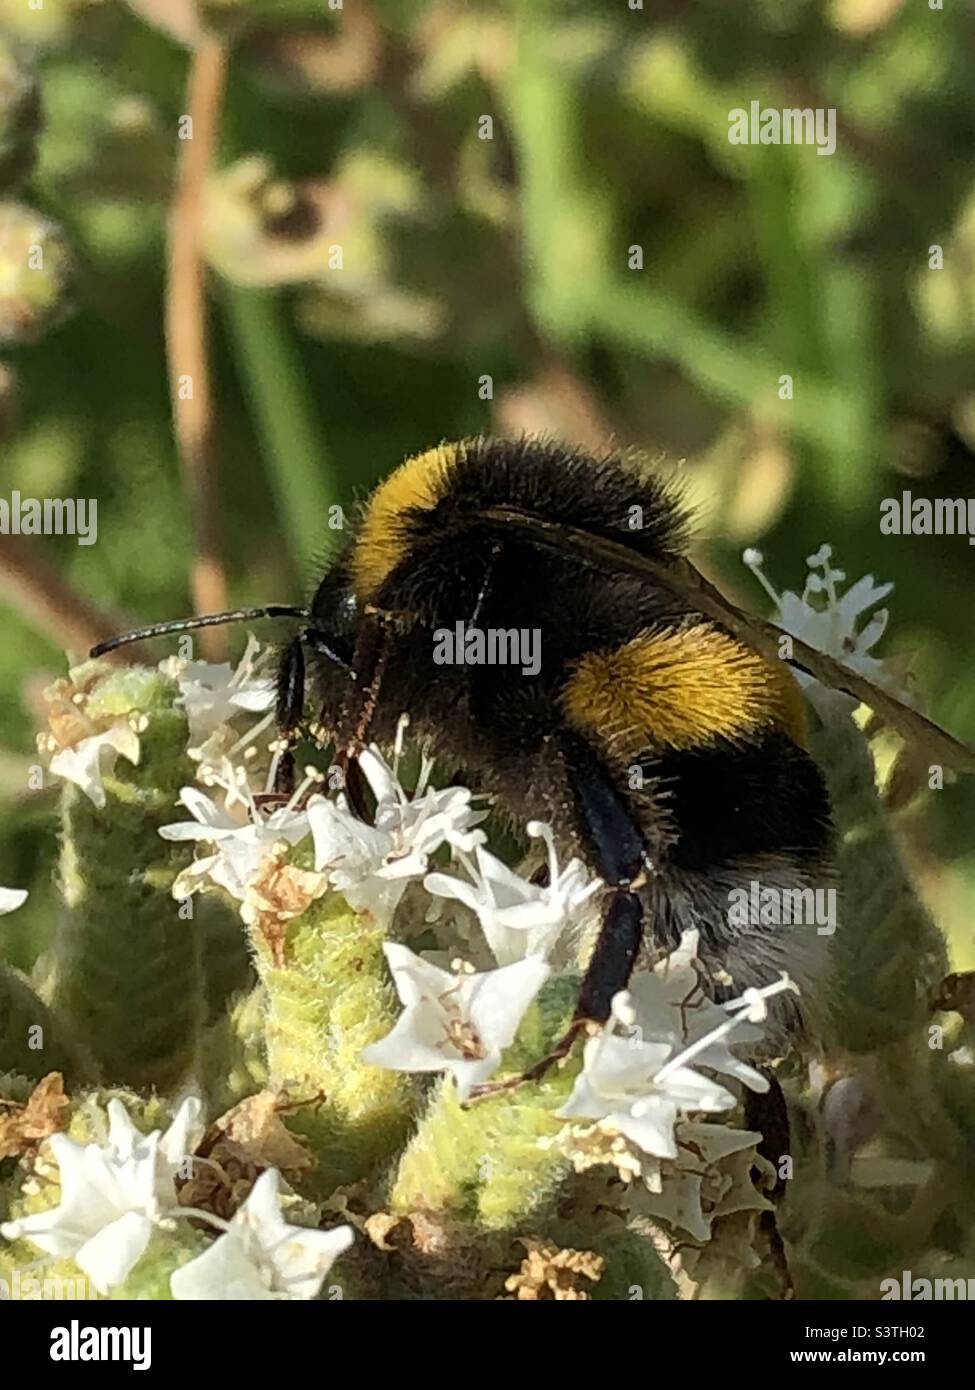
[[558, 1032, 737, 1162], [362, 942, 550, 1100], [48, 723, 141, 809], [307, 745, 486, 921], [163, 636, 275, 745], [159, 785, 309, 901], [0, 1097, 204, 1294], [307, 796, 414, 919], [170, 1169, 353, 1301], [622, 933, 770, 1093], [642, 1117, 762, 1206], [0, 886, 28, 914], [743, 543, 899, 694], [424, 820, 602, 966], [363, 746, 486, 854]]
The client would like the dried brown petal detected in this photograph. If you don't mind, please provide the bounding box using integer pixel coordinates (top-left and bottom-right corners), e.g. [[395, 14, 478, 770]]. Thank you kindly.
[[0, 1071, 69, 1160], [502, 1237, 604, 1301]]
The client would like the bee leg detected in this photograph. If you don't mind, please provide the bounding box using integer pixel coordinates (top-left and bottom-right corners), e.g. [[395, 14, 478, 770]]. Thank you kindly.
[[340, 757, 374, 824], [271, 635, 306, 796], [563, 730, 654, 1025], [743, 1068, 796, 1296], [330, 611, 394, 822], [264, 627, 358, 805], [575, 888, 645, 1025], [468, 736, 652, 1099], [300, 626, 372, 815]]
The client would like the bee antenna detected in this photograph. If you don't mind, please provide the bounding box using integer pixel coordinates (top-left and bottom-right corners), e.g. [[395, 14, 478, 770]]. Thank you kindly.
[[89, 606, 310, 658]]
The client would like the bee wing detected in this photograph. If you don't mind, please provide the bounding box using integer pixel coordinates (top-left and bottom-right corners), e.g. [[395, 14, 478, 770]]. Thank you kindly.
[[479, 506, 975, 775]]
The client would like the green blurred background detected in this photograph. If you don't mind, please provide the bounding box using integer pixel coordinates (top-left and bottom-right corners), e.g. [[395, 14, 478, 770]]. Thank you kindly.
[[1, 0, 973, 980]]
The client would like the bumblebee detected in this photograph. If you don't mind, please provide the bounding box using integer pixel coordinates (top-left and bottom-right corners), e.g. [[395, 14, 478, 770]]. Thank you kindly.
[[92, 437, 973, 1085]]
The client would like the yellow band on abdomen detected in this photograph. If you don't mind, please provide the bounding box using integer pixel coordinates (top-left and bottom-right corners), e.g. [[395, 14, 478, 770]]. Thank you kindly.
[[561, 622, 808, 757]]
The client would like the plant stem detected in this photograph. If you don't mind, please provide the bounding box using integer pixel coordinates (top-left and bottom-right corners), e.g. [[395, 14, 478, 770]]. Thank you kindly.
[[166, 36, 230, 655], [221, 284, 340, 580]]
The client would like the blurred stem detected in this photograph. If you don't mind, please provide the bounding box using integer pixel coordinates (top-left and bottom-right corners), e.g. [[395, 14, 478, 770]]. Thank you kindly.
[[221, 285, 339, 581], [589, 281, 851, 457], [747, 150, 823, 375], [504, 0, 850, 460], [504, 0, 598, 341], [0, 536, 146, 663], [166, 36, 229, 656]]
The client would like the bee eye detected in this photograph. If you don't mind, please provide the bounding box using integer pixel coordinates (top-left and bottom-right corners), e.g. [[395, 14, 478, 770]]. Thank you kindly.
[[311, 570, 359, 636]]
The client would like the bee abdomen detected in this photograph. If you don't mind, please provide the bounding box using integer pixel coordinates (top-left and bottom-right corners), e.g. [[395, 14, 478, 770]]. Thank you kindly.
[[560, 622, 809, 758]]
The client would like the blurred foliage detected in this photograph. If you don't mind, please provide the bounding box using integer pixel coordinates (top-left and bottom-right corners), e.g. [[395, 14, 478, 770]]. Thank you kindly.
[[1, 0, 974, 996]]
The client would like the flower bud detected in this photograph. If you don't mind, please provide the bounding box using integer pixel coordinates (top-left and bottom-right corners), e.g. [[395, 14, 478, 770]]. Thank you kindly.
[[0, 201, 74, 345]]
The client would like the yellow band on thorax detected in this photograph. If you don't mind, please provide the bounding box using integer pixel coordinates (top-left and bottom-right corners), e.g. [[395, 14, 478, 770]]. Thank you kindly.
[[351, 443, 461, 600]]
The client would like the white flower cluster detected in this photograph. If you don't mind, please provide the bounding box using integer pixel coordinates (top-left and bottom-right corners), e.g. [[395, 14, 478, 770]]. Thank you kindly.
[[18, 633, 815, 1283], [743, 541, 901, 696], [0, 1097, 353, 1298], [164, 635, 276, 748], [549, 931, 794, 1239]]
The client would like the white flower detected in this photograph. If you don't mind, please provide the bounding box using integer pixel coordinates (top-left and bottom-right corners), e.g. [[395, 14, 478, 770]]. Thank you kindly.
[[306, 796, 411, 919], [1, 1097, 204, 1294], [557, 940, 795, 1162], [307, 745, 486, 921], [558, 1032, 737, 1162], [0, 886, 27, 914], [361, 942, 550, 1100], [170, 1169, 353, 1301], [159, 786, 310, 901], [363, 746, 486, 854], [620, 932, 770, 1093], [48, 723, 141, 809], [424, 821, 602, 966], [743, 543, 899, 694], [164, 636, 275, 746]]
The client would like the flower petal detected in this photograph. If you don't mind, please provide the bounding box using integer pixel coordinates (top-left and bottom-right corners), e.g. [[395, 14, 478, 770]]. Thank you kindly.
[[464, 956, 550, 1052], [170, 1226, 277, 1300], [75, 1211, 154, 1294], [0, 887, 27, 915]]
